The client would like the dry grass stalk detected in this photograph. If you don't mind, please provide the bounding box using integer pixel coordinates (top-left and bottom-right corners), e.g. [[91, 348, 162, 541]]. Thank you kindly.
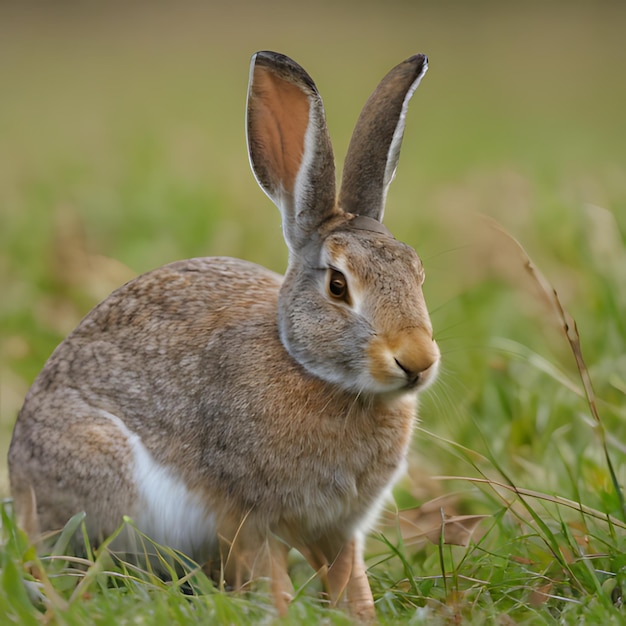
[[486, 217, 625, 520]]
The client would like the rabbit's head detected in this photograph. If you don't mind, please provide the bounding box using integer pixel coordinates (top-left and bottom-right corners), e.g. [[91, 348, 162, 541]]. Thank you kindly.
[[247, 52, 439, 395]]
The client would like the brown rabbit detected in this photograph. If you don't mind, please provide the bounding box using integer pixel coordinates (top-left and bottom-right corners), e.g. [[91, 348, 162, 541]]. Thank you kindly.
[[8, 51, 439, 620]]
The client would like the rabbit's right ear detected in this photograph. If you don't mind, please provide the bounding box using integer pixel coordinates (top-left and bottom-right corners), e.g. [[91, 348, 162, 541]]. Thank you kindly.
[[247, 51, 338, 252], [339, 54, 428, 223]]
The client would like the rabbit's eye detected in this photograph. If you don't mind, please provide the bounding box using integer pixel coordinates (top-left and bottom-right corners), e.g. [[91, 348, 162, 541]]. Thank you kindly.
[[328, 269, 349, 301]]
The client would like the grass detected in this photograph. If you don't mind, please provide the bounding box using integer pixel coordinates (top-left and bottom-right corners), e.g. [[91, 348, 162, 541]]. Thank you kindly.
[[1, 1, 626, 623]]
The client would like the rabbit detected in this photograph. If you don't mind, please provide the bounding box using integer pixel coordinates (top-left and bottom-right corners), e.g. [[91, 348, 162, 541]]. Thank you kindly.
[[8, 50, 439, 620]]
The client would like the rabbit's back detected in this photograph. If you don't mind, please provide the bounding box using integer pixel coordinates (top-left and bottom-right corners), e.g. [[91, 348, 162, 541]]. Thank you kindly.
[[13, 256, 283, 449]]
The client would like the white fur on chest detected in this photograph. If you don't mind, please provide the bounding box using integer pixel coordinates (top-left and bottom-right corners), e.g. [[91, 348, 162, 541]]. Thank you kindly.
[[101, 411, 216, 561]]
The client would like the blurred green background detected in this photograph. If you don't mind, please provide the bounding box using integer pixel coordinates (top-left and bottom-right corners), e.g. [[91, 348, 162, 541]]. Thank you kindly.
[[1, 0, 625, 511]]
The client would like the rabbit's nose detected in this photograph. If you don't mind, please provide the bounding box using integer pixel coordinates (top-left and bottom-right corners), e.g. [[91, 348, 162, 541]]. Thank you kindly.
[[393, 329, 439, 387]]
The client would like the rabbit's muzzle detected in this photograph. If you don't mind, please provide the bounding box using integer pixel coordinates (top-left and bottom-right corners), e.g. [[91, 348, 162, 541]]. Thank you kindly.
[[367, 325, 439, 392]]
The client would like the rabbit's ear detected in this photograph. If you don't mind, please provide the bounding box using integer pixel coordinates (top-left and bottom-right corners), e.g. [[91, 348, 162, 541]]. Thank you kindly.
[[339, 54, 428, 222], [247, 51, 337, 252]]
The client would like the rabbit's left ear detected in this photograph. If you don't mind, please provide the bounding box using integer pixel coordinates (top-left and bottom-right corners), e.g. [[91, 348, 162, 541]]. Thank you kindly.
[[247, 51, 337, 252], [339, 54, 428, 223]]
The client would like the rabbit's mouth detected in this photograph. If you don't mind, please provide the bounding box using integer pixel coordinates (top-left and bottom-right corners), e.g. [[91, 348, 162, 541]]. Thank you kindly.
[[395, 358, 423, 391], [399, 359, 439, 392]]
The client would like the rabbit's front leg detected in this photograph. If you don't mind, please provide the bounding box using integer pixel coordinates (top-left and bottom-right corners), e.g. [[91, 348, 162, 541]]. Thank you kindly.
[[326, 536, 375, 622], [218, 520, 294, 615], [301, 533, 375, 621]]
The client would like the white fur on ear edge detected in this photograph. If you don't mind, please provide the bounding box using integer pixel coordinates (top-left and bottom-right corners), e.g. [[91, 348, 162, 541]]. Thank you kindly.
[[381, 59, 428, 219]]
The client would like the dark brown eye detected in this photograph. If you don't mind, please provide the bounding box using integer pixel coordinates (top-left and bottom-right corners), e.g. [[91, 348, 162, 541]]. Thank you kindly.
[[328, 269, 348, 301]]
